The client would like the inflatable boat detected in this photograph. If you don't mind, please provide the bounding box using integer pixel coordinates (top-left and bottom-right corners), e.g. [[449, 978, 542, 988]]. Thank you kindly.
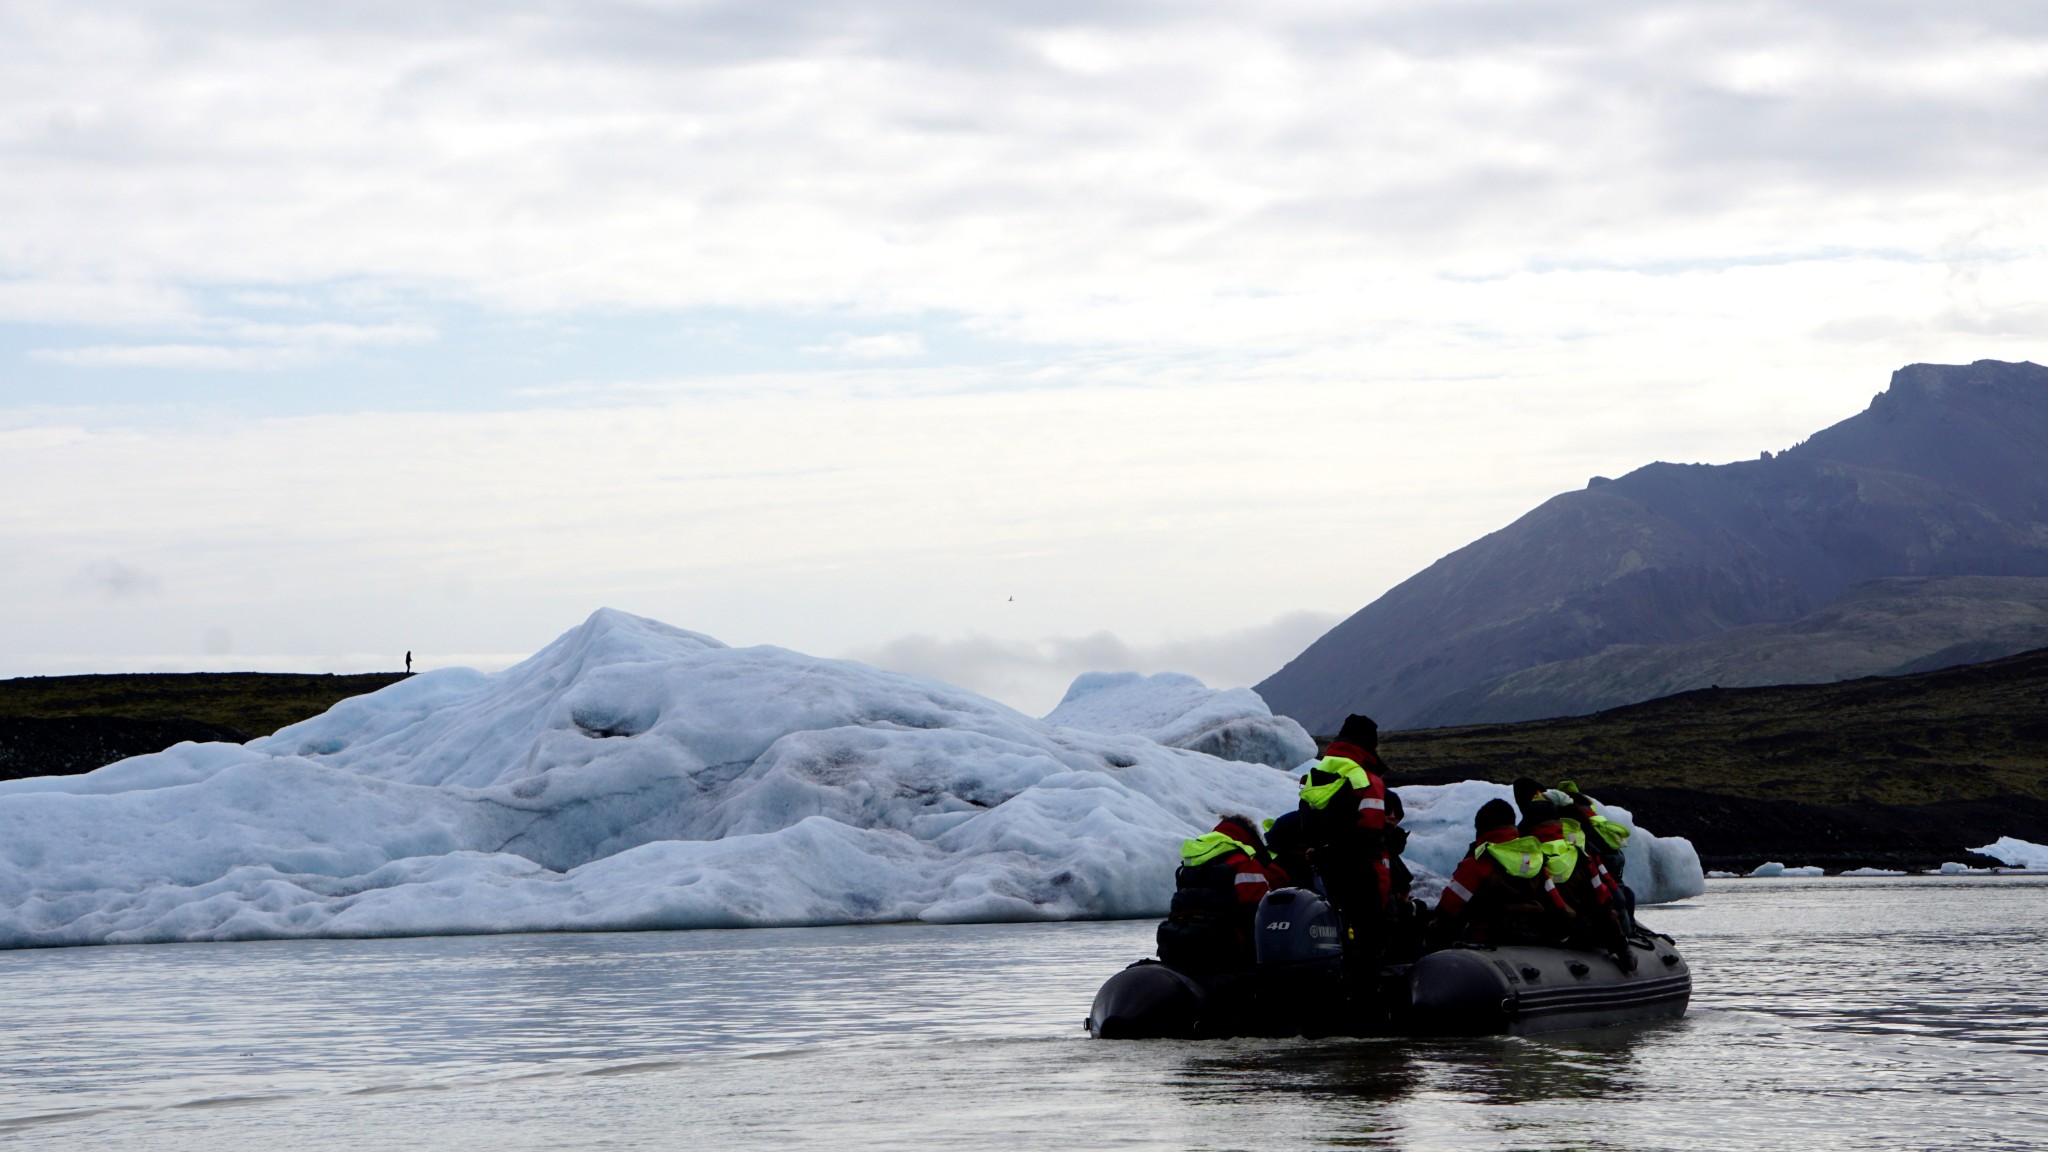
[[1087, 887, 1690, 1039]]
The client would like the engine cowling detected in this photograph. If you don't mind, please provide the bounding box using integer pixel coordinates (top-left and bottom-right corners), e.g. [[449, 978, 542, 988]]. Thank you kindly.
[[1253, 887, 1345, 970]]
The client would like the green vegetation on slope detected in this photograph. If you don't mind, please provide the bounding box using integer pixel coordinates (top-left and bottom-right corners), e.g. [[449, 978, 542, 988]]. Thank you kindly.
[[1383, 645, 2048, 806], [0, 672, 410, 740], [1408, 575, 2048, 728]]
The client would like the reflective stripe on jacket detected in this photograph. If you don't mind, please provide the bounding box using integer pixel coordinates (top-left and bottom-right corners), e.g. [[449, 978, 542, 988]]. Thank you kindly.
[[1178, 833, 1273, 907], [1297, 753, 1387, 831], [1477, 835, 1546, 879], [1435, 830, 1556, 943], [1561, 816, 1589, 850]]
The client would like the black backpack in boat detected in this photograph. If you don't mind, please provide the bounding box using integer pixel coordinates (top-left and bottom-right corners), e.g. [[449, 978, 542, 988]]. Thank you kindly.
[[1157, 860, 1250, 974]]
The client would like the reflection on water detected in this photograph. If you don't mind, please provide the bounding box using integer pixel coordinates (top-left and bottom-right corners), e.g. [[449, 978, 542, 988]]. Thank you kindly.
[[1169, 1029, 1650, 1110], [1172, 1041, 1423, 1105], [1, 877, 2044, 1151], [1142, 1026, 1663, 1149]]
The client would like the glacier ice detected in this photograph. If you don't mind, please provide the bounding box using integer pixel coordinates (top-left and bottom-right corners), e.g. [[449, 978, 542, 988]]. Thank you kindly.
[[0, 609, 1703, 949], [1841, 867, 1905, 877], [1971, 836, 2048, 870], [1042, 671, 1316, 771], [1748, 862, 1824, 877], [1392, 779, 1705, 906]]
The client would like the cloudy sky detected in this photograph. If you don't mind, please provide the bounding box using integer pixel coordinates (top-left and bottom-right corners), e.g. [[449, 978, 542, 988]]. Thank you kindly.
[[5, 0, 2046, 712]]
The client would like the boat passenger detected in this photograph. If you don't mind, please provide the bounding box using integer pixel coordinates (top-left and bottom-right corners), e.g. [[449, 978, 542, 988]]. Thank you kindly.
[[1515, 783, 1635, 970], [1381, 789, 1430, 962], [1384, 790, 1414, 902], [1262, 809, 1316, 893], [1298, 714, 1392, 975], [1156, 814, 1281, 974], [1427, 799, 1560, 948], [1558, 779, 1636, 930]]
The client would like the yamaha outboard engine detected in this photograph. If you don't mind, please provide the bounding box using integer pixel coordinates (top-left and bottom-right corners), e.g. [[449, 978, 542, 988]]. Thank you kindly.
[[1250, 887, 1347, 1036], [1253, 888, 1345, 969]]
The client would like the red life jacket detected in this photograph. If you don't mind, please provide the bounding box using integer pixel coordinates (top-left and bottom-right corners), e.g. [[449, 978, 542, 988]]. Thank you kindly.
[[1315, 741, 1392, 902], [1435, 828, 1559, 944], [1318, 741, 1388, 833], [1530, 818, 1612, 908]]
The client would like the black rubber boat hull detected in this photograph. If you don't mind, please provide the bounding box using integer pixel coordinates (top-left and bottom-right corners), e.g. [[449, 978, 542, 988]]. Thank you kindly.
[[1408, 938, 1690, 1036], [1087, 961, 1211, 1039], [1088, 889, 1690, 1039]]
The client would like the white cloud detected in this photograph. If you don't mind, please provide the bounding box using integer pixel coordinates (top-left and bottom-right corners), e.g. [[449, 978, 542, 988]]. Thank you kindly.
[[0, 278, 197, 328], [0, 361, 1653, 691], [848, 611, 1342, 715], [33, 343, 313, 369], [70, 558, 161, 600], [805, 332, 926, 359], [226, 321, 437, 348], [30, 321, 436, 370], [4, 1, 2046, 357], [4, 0, 2048, 683]]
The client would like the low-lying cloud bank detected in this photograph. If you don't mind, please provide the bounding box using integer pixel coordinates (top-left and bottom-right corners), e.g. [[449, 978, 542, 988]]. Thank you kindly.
[[849, 611, 1340, 716]]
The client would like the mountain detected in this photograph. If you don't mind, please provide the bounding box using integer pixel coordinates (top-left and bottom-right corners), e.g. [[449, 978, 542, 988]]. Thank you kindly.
[[1406, 575, 2048, 727], [1257, 360, 2048, 732]]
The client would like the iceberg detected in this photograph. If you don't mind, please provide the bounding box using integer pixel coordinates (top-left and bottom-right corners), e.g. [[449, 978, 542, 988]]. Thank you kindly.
[[1971, 836, 2048, 870], [1393, 780, 1705, 906], [1841, 867, 1905, 877], [1042, 671, 1316, 770], [0, 609, 1705, 949]]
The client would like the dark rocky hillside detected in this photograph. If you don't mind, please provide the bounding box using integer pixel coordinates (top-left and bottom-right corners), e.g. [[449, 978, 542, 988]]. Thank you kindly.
[[1409, 575, 2048, 727], [0, 672, 407, 782], [0, 716, 251, 780], [1380, 645, 2048, 871], [1259, 360, 2048, 733]]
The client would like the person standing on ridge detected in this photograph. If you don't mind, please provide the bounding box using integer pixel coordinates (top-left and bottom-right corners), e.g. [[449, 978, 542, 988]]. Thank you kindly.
[[405, 651, 413, 675], [1297, 713, 1391, 985]]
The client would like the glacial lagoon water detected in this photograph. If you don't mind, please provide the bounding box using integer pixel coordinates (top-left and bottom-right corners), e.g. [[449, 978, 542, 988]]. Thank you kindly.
[[3, 876, 2044, 1151]]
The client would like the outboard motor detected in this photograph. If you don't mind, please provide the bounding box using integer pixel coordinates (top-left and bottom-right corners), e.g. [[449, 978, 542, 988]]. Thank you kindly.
[[1250, 887, 1347, 1036], [1253, 888, 1345, 969]]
